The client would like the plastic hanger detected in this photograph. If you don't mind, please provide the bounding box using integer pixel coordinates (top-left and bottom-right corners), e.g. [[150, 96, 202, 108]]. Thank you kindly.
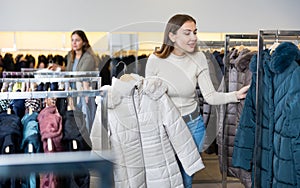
[[269, 39, 280, 54], [269, 31, 280, 54], [5, 107, 11, 153], [28, 143, 33, 153], [7, 107, 11, 114], [67, 97, 75, 111], [47, 138, 53, 151], [29, 107, 33, 115]]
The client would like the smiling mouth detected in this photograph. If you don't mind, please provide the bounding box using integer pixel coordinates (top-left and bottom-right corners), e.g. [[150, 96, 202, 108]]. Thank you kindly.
[[188, 43, 196, 48]]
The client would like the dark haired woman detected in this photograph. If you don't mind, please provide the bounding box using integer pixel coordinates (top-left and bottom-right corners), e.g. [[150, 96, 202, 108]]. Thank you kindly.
[[66, 30, 98, 72], [66, 30, 99, 133]]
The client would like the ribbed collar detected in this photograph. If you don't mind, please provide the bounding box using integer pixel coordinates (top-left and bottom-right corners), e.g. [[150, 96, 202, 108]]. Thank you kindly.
[[168, 52, 188, 61]]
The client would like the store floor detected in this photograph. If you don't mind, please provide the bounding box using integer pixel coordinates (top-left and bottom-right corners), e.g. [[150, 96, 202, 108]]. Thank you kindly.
[[192, 152, 245, 188]]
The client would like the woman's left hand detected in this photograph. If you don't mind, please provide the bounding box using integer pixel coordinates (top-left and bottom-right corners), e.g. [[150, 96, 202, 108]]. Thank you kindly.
[[236, 85, 250, 100]]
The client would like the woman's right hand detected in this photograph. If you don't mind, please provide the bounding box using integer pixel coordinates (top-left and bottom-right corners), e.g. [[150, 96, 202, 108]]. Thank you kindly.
[[236, 85, 250, 100]]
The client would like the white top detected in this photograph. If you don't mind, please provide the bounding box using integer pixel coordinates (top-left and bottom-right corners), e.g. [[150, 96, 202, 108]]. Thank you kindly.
[[145, 51, 238, 116]]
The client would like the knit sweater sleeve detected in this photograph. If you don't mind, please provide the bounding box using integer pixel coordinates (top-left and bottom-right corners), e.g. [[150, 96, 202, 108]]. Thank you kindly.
[[145, 54, 158, 77], [196, 52, 239, 105]]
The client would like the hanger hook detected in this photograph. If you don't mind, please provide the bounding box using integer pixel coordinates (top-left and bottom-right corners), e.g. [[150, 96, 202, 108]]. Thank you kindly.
[[116, 61, 127, 74], [275, 30, 279, 43]]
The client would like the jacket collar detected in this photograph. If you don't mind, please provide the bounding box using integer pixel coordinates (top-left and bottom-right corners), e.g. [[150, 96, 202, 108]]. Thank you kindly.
[[100, 74, 167, 109]]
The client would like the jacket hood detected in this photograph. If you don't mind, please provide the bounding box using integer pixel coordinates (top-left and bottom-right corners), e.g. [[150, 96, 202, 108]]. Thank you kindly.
[[249, 49, 272, 74], [249, 53, 258, 74], [97, 74, 167, 109], [270, 42, 300, 74]]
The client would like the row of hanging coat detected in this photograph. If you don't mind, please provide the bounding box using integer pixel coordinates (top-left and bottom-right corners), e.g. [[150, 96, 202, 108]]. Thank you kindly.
[[232, 41, 300, 188], [216, 45, 256, 188], [0, 72, 101, 188], [196, 41, 256, 188], [0, 99, 91, 188]]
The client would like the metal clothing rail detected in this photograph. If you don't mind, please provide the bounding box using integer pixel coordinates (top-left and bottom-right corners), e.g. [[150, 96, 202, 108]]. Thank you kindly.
[[33, 71, 100, 76], [0, 77, 101, 84], [198, 41, 225, 48], [222, 34, 259, 188], [199, 40, 262, 49], [254, 29, 300, 188], [0, 90, 102, 100], [3, 71, 100, 78]]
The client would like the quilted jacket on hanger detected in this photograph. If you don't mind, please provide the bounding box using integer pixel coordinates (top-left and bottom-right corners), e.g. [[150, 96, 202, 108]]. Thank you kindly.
[[91, 74, 204, 188]]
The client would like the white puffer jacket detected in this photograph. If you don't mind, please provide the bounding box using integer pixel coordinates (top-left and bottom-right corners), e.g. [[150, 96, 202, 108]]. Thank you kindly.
[[91, 74, 204, 188]]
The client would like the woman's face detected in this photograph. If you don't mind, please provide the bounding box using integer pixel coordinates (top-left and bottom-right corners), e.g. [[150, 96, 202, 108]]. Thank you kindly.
[[170, 21, 198, 56], [38, 62, 46, 68], [71, 33, 84, 52]]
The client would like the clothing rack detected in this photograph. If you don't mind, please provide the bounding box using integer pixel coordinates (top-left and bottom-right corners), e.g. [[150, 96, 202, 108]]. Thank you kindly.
[[0, 72, 111, 187], [222, 34, 259, 188], [0, 76, 100, 84], [254, 29, 300, 188], [0, 76, 101, 99], [0, 72, 108, 144]]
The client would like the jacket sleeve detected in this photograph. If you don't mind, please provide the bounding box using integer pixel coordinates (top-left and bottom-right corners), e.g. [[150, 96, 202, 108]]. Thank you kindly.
[[79, 53, 96, 71], [90, 95, 111, 151], [232, 75, 256, 170], [161, 94, 205, 176], [65, 52, 72, 71], [145, 54, 158, 78]]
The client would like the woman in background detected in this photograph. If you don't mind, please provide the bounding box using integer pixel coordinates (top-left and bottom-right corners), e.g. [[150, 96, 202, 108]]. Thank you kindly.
[[66, 30, 98, 72], [66, 30, 99, 133]]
